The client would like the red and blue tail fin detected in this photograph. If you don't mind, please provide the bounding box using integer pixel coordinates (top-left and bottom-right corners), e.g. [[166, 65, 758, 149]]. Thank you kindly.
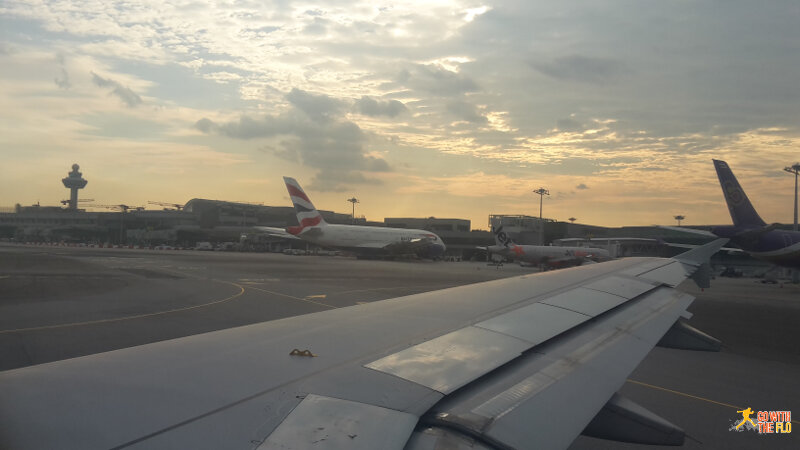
[[283, 177, 327, 235], [712, 160, 766, 228]]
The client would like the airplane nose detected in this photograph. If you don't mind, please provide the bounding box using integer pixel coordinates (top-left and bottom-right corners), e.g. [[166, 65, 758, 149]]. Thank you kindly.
[[429, 243, 446, 257]]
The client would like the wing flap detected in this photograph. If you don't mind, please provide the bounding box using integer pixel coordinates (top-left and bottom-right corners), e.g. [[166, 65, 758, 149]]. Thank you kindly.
[[475, 303, 590, 344], [540, 287, 628, 316], [365, 326, 530, 394], [413, 287, 694, 450], [259, 394, 418, 450], [636, 260, 694, 287]]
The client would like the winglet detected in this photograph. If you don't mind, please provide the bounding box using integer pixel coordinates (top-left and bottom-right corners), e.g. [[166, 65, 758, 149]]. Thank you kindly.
[[674, 238, 728, 289], [674, 238, 729, 267]]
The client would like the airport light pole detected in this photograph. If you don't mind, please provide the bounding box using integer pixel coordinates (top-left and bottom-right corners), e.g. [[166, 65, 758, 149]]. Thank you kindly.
[[783, 163, 800, 283], [783, 163, 800, 232], [347, 197, 359, 223], [533, 188, 549, 245], [674, 215, 685, 226]]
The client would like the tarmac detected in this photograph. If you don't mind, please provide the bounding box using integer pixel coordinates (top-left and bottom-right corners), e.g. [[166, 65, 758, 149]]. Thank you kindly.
[[1, 244, 798, 449]]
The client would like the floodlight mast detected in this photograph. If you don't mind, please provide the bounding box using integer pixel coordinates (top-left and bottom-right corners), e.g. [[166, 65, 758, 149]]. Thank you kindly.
[[533, 187, 549, 245], [783, 163, 800, 232], [347, 197, 359, 223], [783, 163, 800, 284]]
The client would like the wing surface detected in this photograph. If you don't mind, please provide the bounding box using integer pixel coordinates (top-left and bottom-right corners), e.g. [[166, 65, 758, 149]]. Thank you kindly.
[[658, 225, 718, 238], [381, 237, 438, 254], [252, 226, 302, 240], [0, 240, 727, 450]]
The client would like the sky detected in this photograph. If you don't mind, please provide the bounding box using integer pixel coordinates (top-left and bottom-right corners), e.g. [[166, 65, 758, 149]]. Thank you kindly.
[[2, 1, 800, 229]]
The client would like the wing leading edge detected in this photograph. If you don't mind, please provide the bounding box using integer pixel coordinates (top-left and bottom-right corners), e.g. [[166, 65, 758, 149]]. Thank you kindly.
[[0, 240, 727, 449]]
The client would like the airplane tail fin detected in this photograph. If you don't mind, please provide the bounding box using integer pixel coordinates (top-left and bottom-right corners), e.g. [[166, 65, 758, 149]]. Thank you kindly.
[[283, 177, 327, 235], [492, 225, 515, 247], [712, 159, 766, 228]]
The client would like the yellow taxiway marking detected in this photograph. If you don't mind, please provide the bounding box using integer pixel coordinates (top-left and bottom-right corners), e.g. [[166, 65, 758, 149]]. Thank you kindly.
[[247, 286, 336, 309], [0, 280, 246, 334], [305, 294, 327, 300], [627, 379, 800, 425]]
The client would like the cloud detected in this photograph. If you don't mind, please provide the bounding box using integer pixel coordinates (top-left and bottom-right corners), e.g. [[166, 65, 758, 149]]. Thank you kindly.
[[531, 55, 626, 84], [308, 169, 382, 192], [286, 88, 346, 123], [302, 17, 330, 36], [555, 117, 584, 133], [446, 100, 488, 124], [53, 53, 71, 89], [91, 72, 142, 107], [576, 183, 589, 190], [54, 67, 71, 89], [195, 89, 391, 190], [396, 64, 480, 97], [354, 96, 407, 118]]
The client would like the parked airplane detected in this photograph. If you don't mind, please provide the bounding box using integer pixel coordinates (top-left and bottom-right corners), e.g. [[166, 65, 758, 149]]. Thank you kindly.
[[487, 225, 611, 268], [664, 160, 800, 268], [272, 177, 446, 259], [0, 239, 729, 449]]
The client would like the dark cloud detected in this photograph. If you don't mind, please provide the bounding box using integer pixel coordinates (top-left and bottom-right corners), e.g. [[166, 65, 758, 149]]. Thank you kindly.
[[308, 169, 382, 192], [196, 114, 298, 139], [446, 100, 487, 124], [54, 53, 70, 89], [397, 64, 480, 97], [531, 55, 625, 84], [91, 72, 142, 107], [286, 88, 346, 123], [354, 96, 407, 117], [576, 183, 589, 190], [194, 117, 215, 133], [195, 89, 391, 189], [54, 67, 71, 89], [555, 117, 584, 132], [302, 17, 329, 35]]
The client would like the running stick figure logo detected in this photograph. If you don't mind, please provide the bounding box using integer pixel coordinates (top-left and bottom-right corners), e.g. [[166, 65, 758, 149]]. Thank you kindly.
[[735, 407, 757, 431]]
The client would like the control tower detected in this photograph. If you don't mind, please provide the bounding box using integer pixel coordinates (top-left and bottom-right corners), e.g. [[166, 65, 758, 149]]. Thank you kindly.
[[62, 164, 88, 209]]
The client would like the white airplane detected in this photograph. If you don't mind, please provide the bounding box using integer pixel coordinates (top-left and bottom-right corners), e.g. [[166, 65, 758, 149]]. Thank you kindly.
[[0, 239, 729, 449], [265, 177, 446, 259], [487, 225, 611, 268]]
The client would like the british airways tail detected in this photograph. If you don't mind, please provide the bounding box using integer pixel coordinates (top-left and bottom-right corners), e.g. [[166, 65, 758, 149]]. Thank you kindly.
[[713, 159, 766, 228], [283, 177, 327, 235]]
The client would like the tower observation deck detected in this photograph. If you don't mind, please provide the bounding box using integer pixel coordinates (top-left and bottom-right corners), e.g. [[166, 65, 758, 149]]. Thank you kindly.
[[62, 164, 88, 209]]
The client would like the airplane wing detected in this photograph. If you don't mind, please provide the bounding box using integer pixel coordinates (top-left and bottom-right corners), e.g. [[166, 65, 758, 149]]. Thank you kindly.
[[658, 225, 718, 238], [252, 226, 302, 240], [0, 239, 728, 450], [664, 241, 744, 253]]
